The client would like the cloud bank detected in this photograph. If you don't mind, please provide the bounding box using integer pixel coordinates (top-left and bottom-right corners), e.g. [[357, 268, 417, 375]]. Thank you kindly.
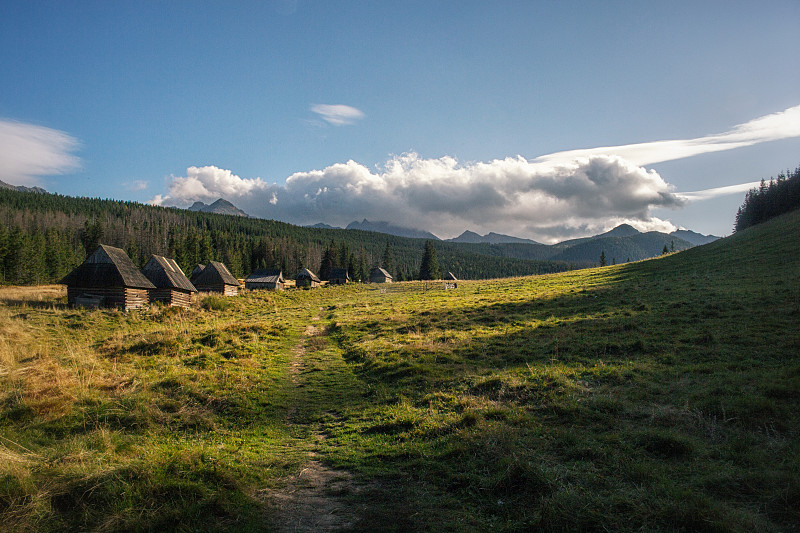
[[310, 104, 365, 126], [152, 105, 800, 243], [152, 154, 684, 242], [0, 120, 81, 185]]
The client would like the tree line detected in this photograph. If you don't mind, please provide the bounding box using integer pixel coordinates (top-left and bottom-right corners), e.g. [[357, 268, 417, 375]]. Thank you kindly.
[[735, 165, 800, 233], [0, 189, 572, 285]]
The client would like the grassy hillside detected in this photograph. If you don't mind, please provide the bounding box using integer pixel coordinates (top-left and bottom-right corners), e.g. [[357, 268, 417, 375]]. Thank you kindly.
[[1, 210, 798, 531]]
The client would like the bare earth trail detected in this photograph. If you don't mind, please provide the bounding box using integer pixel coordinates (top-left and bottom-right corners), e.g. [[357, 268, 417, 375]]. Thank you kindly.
[[265, 315, 369, 532]]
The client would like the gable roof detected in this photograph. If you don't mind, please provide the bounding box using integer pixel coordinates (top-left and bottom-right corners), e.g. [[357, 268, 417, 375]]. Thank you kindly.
[[296, 268, 321, 282], [330, 268, 350, 279], [370, 267, 393, 279], [60, 244, 156, 289], [246, 269, 284, 284], [189, 264, 205, 283], [192, 261, 241, 287], [142, 255, 197, 292]]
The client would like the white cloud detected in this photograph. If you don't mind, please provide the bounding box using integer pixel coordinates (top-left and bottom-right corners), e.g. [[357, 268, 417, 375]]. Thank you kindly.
[[535, 104, 800, 167], [310, 104, 365, 126], [151, 104, 800, 243], [677, 181, 762, 202], [153, 154, 683, 243], [0, 120, 81, 185], [124, 180, 148, 192]]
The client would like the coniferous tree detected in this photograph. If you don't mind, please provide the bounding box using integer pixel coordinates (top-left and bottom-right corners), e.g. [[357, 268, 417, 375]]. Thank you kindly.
[[319, 244, 335, 281], [418, 240, 441, 280], [599, 250, 607, 267], [381, 242, 394, 274], [79, 219, 104, 256], [735, 165, 800, 232]]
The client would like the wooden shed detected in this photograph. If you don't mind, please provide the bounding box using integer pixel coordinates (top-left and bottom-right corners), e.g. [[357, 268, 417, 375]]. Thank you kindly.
[[141, 255, 197, 307], [295, 268, 321, 288], [329, 268, 350, 285], [245, 269, 285, 291], [369, 267, 393, 283], [189, 264, 205, 284], [192, 261, 241, 296], [60, 244, 155, 310]]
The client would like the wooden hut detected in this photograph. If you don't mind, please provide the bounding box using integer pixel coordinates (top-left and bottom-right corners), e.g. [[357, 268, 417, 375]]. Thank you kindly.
[[141, 255, 197, 307], [192, 261, 241, 296], [245, 269, 285, 291], [189, 264, 205, 284], [295, 268, 321, 288], [60, 244, 155, 310], [329, 268, 350, 285], [369, 267, 393, 283]]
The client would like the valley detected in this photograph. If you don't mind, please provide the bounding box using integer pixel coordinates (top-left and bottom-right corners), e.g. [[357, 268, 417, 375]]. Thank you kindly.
[[1, 210, 798, 531]]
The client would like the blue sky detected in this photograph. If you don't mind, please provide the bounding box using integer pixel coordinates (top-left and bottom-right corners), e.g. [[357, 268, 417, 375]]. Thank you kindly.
[[2, 1, 799, 242]]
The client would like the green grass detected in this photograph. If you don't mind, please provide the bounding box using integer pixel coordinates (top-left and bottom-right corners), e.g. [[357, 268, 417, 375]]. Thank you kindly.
[[2, 210, 799, 531]]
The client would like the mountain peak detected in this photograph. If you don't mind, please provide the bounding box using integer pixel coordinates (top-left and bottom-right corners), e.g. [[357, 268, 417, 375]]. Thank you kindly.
[[447, 230, 540, 245], [345, 219, 440, 240], [187, 198, 249, 217], [0, 179, 48, 194], [597, 224, 641, 238]]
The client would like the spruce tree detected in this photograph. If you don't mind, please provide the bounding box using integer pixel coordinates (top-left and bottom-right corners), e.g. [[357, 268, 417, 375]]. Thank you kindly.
[[419, 240, 441, 280]]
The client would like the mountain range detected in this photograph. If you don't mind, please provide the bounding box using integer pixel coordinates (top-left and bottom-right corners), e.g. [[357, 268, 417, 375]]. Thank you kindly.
[[344, 219, 440, 240], [446, 230, 541, 245], [187, 198, 249, 217], [300, 217, 721, 265], [0, 180, 47, 194]]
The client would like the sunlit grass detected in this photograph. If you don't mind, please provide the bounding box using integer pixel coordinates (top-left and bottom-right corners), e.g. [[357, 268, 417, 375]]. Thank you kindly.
[[2, 210, 800, 531]]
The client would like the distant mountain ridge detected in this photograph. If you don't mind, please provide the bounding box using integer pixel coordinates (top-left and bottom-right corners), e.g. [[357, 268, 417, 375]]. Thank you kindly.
[[0, 180, 47, 194], [187, 198, 249, 217], [346, 219, 439, 240], [306, 222, 342, 230], [318, 217, 718, 265], [448, 230, 540, 245], [669, 229, 720, 246]]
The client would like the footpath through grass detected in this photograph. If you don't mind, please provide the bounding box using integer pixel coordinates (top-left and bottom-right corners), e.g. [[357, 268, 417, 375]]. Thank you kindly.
[[1, 210, 799, 531]]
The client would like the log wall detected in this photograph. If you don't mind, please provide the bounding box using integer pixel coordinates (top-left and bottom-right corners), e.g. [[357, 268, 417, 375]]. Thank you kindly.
[[149, 289, 192, 308], [67, 287, 150, 310]]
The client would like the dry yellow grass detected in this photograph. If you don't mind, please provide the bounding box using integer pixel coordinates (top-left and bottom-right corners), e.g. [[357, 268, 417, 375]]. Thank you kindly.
[[0, 286, 108, 420]]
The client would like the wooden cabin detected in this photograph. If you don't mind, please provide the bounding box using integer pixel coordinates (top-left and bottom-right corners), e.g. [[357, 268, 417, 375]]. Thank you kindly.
[[60, 244, 155, 310], [141, 255, 197, 307], [189, 264, 205, 284], [244, 269, 285, 291], [369, 267, 393, 283], [295, 268, 321, 288], [329, 268, 350, 285], [192, 261, 241, 296]]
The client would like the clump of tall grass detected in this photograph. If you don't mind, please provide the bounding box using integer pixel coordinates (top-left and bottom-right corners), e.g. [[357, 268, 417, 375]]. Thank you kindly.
[[201, 295, 231, 311]]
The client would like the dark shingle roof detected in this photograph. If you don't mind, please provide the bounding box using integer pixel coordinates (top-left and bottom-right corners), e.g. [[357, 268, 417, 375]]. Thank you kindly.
[[192, 261, 241, 287], [330, 268, 350, 279], [245, 269, 284, 284], [60, 244, 155, 289], [189, 264, 205, 283], [142, 255, 197, 292], [370, 267, 393, 279], [296, 268, 321, 282]]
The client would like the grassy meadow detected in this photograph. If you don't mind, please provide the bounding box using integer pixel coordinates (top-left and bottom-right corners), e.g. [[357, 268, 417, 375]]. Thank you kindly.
[[1, 210, 799, 532]]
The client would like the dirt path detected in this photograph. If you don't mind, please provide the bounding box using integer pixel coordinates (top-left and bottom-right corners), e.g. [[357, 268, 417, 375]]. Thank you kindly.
[[265, 321, 362, 532]]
